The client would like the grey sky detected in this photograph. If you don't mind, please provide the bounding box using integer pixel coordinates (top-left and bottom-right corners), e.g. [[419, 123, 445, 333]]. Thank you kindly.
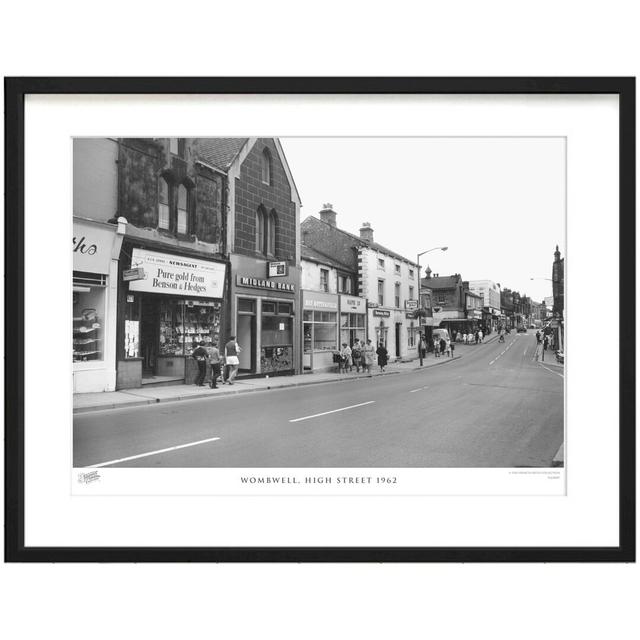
[[281, 137, 565, 303]]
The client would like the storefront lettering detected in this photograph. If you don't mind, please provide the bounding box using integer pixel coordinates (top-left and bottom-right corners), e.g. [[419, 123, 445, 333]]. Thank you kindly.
[[152, 268, 207, 294], [73, 236, 98, 255], [238, 276, 295, 292]]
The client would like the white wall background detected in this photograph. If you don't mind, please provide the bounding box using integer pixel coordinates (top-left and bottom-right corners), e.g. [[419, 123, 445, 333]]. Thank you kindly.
[[1, 2, 638, 640]]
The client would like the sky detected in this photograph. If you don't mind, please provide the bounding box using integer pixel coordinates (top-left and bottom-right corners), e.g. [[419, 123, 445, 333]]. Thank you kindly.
[[281, 137, 565, 303]]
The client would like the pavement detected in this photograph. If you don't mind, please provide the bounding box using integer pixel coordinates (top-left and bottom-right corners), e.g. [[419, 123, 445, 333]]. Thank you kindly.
[[74, 331, 564, 468], [74, 351, 463, 414]]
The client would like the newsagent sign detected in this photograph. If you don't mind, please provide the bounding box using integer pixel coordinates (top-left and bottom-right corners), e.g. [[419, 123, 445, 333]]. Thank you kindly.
[[128, 248, 226, 299]]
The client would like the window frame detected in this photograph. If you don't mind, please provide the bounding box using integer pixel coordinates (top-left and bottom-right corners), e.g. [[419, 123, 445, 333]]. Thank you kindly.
[[377, 279, 385, 306]]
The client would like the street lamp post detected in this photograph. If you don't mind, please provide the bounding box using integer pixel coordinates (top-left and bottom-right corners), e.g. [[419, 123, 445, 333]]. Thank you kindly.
[[416, 246, 448, 366]]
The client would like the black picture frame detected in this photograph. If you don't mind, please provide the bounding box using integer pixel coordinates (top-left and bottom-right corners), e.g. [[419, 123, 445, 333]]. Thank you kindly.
[[4, 77, 635, 562]]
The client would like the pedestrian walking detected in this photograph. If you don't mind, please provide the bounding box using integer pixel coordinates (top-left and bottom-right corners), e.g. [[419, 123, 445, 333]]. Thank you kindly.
[[191, 340, 208, 387], [456, 331, 462, 343], [340, 343, 353, 373], [478, 329, 483, 343], [536, 330, 541, 344], [376, 342, 388, 372], [543, 335, 549, 351], [206, 340, 221, 389], [362, 339, 376, 373], [419, 334, 427, 366], [439, 337, 447, 357], [351, 339, 363, 373], [433, 337, 440, 357], [449, 340, 455, 357], [474, 330, 479, 345], [223, 335, 241, 385]]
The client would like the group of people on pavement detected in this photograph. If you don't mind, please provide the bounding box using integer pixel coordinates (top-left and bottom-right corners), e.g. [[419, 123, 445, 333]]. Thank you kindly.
[[191, 335, 242, 389], [337, 338, 388, 373], [454, 330, 484, 344]]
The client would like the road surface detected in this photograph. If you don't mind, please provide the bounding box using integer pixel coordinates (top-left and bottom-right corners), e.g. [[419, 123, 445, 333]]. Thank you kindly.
[[74, 332, 564, 468]]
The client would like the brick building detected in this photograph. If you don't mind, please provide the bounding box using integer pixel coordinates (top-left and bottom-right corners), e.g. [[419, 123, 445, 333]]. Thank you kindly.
[[197, 138, 301, 377], [74, 137, 301, 392]]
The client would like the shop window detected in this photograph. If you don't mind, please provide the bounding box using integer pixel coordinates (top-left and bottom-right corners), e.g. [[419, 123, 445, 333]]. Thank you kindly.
[[177, 184, 189, 235], [124, 295, 140, 358], [158, 177, 170, 230], [261, 315, 292, 347], [238, 298, 256, 313], [157, 299, 221, 356], [278, 302, 292, 315], [262, 301, 276, 314], [261, 148, 272, 185], [340, 312, 366, 347], [306, 310, 337, 351], [73, 272, 106, 363], [320, 268, 329, 292], [377, 279, 384, 305]]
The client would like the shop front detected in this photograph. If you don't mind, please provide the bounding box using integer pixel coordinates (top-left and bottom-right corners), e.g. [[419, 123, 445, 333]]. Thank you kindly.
[[302, 290, 340, 372], [231, 255, 299, 377], [73, 217, 124, 393], [117, 246, 227, 389]]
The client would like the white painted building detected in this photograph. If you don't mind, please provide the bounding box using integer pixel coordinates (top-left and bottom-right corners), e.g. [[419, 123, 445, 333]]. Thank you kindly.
[[357, 223, 420, 361]]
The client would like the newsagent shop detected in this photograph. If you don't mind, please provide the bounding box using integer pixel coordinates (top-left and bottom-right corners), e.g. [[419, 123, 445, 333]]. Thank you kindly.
[[116, 245, 228, 389], [229, 254, 300, 376]]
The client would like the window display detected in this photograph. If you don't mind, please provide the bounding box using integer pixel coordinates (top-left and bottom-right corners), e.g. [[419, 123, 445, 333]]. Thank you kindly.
[[304, 310, 338, 351], [158, 299, 221, 356], [73, 273, 105, 363]]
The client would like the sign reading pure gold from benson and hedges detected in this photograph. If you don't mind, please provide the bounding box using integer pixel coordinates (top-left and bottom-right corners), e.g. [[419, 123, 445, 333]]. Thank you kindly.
[[129, 248, 226, 299]]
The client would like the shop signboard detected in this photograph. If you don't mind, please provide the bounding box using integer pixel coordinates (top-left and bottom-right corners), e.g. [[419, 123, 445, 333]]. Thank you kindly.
[[372, 309, 391, 318], [340, 295, 366, 313], [129, 248, 226, 299], [123, 267, 145, 282], [267, 261, 289, 277], [404, 299, 418, 310], [302, 290, 338, 310], [236, 275, 295, 293], [73, 218, 119, 274]]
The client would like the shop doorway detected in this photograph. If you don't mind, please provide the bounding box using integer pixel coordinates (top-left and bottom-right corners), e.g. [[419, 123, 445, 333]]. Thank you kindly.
[[237, 298, 256, 373], [395, 323, 401, 358], [140, 296, 159, 376]]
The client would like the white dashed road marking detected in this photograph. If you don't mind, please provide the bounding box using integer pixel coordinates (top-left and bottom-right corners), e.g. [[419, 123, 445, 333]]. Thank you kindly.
[[539, 364, 564, 378], [290, 401, 375, 423], [409, 386, 429, 393], [88, 436, 222, 468]]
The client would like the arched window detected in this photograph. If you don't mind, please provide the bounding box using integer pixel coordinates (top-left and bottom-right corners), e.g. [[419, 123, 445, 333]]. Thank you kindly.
[[255, 208, 265, 253], [266, 210, 277, 256], [261, 148, 272, 185], [177, 184, 189, 235], [158, 176, 170, 230]]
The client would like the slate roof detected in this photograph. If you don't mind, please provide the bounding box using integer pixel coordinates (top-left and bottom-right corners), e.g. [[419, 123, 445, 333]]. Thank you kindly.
[[420, 275, 462, 290], [302, 215, 417, 266], [301, 243, 356, 272], [196, 138, 248, 171]]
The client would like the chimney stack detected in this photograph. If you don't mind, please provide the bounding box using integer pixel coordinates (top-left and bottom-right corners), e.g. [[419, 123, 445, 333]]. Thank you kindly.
[[319, 203, 337, 227], [359, 222, 374, 243]]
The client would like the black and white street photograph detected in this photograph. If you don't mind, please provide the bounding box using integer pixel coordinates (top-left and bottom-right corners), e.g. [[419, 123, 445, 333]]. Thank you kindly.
[[72, 136, 565, 472]]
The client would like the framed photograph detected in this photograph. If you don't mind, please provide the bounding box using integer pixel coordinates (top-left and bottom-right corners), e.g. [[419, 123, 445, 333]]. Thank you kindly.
[[5, 77, 635, 562]]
